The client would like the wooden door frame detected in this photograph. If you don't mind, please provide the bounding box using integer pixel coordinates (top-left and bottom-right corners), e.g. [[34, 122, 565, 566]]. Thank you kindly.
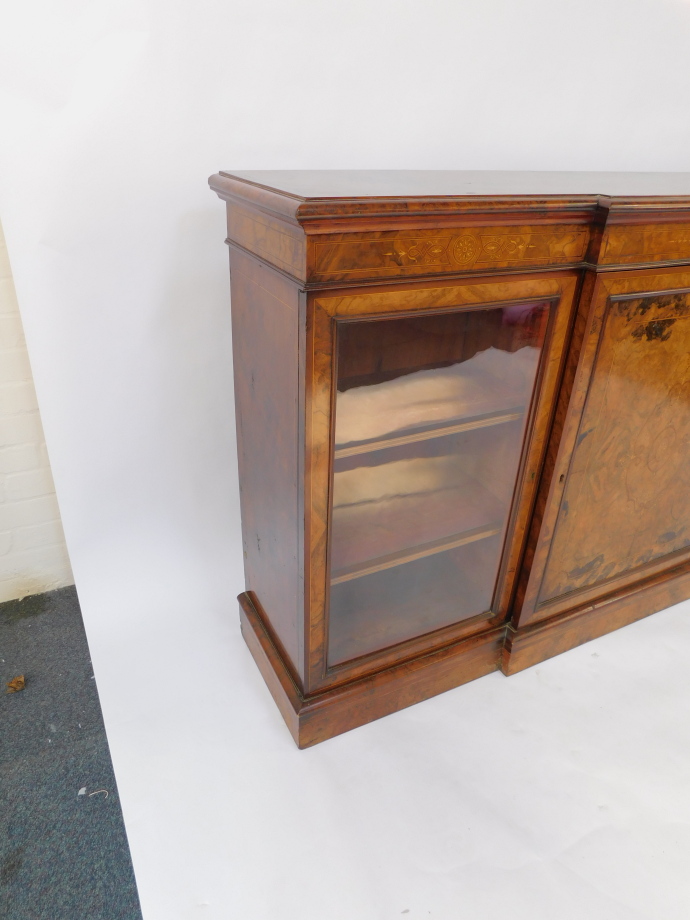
[[516, 265, 690, 628], [303, 270, 581, 694]]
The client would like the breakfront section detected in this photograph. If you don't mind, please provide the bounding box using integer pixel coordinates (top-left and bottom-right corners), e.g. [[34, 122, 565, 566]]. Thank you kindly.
[[210, 171, 690, 747]]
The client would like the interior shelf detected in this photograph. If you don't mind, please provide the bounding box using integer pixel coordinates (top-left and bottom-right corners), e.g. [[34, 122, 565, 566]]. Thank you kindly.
[[334, 344, 541, 452], [330, 520, 502, 585], [328, 533, 503, 665], [330, 469, 507, 575], [334, 406, 525, 460]]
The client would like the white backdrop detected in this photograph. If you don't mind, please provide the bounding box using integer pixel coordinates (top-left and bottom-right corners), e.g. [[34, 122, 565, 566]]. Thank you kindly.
[[3, 1, 690, 918]]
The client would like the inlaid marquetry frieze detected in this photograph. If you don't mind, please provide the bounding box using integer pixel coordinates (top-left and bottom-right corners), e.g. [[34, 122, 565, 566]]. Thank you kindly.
[[309, 226, 589, 281], [602, 224, 690, 266]]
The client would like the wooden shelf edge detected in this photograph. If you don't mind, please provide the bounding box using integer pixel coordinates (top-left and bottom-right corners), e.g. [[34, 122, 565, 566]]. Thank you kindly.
[[330, 522, 502, 585], [334, 407, 524, 460]]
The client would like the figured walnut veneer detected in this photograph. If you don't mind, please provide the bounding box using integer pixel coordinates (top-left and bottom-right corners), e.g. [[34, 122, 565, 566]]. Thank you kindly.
[[308, 226, 589, 282], [542, 290, 690, 601], [211, 171, 690, 747]]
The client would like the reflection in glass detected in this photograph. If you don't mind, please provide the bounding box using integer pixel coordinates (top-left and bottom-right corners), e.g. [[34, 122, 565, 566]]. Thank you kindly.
[[327, 302, 550, 666]]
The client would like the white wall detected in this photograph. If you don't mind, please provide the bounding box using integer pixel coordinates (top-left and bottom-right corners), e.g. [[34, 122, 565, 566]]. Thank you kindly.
[[2, 2, 690, 919], [0, 220, 73, 602]]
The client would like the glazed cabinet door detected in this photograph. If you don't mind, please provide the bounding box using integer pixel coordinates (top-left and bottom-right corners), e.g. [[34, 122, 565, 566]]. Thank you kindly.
[[305, 272, 580, 691], [518, 268, 690, 627]]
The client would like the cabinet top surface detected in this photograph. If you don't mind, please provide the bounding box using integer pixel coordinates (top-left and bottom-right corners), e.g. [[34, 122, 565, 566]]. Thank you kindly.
[[220, 170, 690, 201]]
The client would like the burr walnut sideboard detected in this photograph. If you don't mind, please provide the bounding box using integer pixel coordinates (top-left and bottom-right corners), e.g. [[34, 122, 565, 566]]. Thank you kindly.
[[209, 170, 690, 748]]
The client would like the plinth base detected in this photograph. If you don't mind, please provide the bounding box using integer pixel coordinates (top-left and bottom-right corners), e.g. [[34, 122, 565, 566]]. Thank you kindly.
[[240, 561, 690, 746]]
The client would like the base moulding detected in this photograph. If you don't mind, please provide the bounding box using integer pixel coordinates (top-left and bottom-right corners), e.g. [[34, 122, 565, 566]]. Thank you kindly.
[[240, 561, 690, 747]]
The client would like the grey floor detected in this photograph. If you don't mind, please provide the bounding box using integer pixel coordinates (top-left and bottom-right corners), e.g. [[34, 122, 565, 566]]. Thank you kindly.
[[0, 586, 143, 920]]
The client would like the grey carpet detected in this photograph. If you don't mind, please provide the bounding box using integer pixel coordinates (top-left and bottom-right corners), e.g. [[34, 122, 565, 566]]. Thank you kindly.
[[0, 586, 143, 920]]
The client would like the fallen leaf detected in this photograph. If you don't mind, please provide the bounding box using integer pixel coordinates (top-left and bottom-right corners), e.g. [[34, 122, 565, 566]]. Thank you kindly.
[[6, 676, 25, 693]]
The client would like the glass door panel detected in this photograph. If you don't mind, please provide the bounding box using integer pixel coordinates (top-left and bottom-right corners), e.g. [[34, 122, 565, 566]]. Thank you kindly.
[[327, 302, 550, 666]]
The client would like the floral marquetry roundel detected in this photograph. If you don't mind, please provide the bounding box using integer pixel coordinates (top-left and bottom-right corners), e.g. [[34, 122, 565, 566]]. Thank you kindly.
[[451, 235, 481, 265]]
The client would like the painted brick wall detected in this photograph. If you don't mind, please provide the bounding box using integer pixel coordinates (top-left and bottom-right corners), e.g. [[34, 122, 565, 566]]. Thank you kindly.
[[0, 220, 74, 602]]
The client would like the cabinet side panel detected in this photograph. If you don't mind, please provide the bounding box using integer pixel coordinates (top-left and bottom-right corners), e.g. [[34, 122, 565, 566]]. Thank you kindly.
[[227, 199, 306, 281], [230, 248, 303, 678]]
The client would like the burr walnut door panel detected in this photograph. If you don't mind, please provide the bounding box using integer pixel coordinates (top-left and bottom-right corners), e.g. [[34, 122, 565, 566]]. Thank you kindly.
[[519, 269, 690, 626], [305, 272, 580, 692]]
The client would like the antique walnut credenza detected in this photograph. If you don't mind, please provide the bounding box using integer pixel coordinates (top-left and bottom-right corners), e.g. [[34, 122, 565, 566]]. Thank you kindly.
[[209, 170, 690, 747]]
